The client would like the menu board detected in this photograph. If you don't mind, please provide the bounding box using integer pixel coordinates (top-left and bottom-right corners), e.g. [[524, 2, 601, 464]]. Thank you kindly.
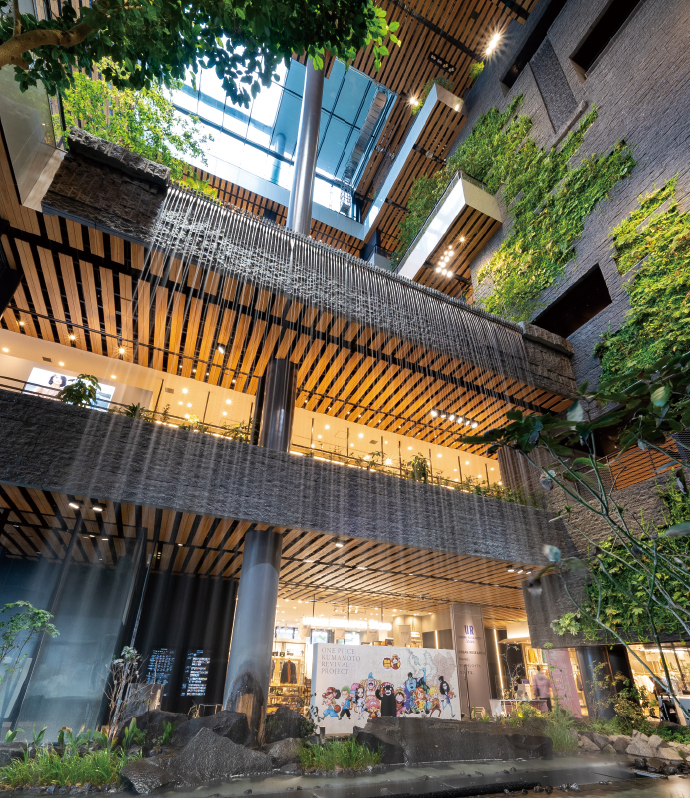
[[181, 650, 211, 697], [146, 648, 176, 696]]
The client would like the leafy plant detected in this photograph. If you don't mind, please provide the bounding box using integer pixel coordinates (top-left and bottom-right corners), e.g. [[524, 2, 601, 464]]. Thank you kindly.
[[462, 348, 690, 720], [297, 737, 382, 771], [221, 420, 251, 442], [0, 602, 58, 694], [0, 0, 399, 108], [468, 61, 484, 84], [543, 710, 578, 754], [411, 75, 454, 116], [4, 728, 22, 742], [113, 402, 152, 421], [406, 452, 430, 482], [57, 374, 100, 407], [31, 725, 47, 748], [121, 718, 145, 750], [158, 721, 176, 746], [56, 58, 213, 187]]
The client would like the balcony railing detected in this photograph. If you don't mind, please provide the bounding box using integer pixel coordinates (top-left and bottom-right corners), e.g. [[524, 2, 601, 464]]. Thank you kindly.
[[0, 374, 536, 508]]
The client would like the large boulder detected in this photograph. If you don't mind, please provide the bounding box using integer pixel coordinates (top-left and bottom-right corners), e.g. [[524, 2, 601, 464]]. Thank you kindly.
[[626, 732, 658, 759], [118, 709, 188, 748], [171, 728, 272, 782], [265, 737, 305, 768], [263, 706, 307, 744], [609, 734, 632, 754], [353, 717, 552, 765], [171, 710, 250, 748], [120, 759, 179, 795], [0, 742, 27, 767], [591, 732, 610, 749], [657, 746, 684, 762], [577, 734, 600, 753]]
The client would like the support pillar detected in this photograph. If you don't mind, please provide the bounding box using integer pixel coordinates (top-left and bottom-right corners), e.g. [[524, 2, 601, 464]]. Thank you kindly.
[[286, 59, 324, 235], [223, 359, 297, 736], [576, 646, 616, 720], [0, 259, 21, 319]]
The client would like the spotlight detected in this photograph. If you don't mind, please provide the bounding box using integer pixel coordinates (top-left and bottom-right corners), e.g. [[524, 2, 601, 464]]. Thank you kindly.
[[68, 501, 82, 510], [118, 347, 125, 355], [507, 566, 515, 573], [218, 346, 225, 354], [92, 504, 104, 512], [69, 334, 76, 341], [335, 542, 344, 548], [430, 410, 438, 418]]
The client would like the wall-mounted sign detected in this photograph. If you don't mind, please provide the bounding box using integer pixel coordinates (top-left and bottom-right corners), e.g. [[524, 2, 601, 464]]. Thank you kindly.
[[450, 604, 492, 717], [302, 616, 392, 631], [23, 367, 115, 410], [146, 648, 176, 697], [311, 643, 460, 734], [181, 649, 211, 698]]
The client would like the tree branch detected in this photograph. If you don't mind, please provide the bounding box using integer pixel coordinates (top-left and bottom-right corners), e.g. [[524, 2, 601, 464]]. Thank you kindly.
[[0, 21, 93, 70], [12, 0, 20, 38]]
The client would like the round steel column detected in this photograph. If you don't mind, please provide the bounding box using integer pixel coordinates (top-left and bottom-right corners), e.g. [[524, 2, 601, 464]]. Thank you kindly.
[[223, 359, 297, 737], [223, 528, 283, 736], [576, 646, 616, 720], [286, 59, 325, 235]]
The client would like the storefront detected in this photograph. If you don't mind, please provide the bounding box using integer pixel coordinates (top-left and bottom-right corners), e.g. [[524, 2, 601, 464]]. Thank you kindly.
[[628, 643, 690, 724]]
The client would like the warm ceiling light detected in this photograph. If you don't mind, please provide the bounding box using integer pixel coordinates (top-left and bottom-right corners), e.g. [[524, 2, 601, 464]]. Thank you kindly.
[[436, 266, 442, 273], [118, 347, 125, 354], [335, 542, 344, 548], [448, 250, 454, 255], [92, 505, 104, 512], [69, 334, 76, 340], [486, 31, 501, 55], [19, 321, 24, 326], [317, 434, 322, 439], [430, 410, 438, 417], [448, 414, 455, 421], [385, 458, 393, 465], [226, 399, 231, 404], [459, 236, 465, 243], [111, 375, 116, 379], [507, 566, 515, 573], [218, 346, 225, 354], [59, 362, 64, 366], [472, 422, 478, 428], [325, 425, 330, 429], [350, 443, 354, 447], [1, 348, 8, 353], [465, 460, 470, 465], [222, 411, 227, 416], [409, 96, 419, 107], [187, 402, 192, 407], [358, 433, 364, 438], [182, 388, 188, 394], [68, 501, 82, 509], [407, 446, 413, 450]]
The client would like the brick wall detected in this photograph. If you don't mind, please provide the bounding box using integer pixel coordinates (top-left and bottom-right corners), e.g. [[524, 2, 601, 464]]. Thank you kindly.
[[458, 0, 690, 391]]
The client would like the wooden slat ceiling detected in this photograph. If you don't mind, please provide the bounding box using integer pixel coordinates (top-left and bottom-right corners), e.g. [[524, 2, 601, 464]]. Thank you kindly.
[[0, 485, 531, 624], [194, 0, 541, 258]]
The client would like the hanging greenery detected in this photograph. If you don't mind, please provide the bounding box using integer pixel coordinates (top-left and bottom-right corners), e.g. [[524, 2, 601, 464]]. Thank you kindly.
[[411, 75, 455, 116], [595, 178, 690, 384], [552, 478, 690, 643], [392, 97, 636, 322]]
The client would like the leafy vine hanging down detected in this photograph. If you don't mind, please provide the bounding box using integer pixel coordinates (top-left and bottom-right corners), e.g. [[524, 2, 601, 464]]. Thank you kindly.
[[392, 96, 636, 323], [595, 178, 690, 384]]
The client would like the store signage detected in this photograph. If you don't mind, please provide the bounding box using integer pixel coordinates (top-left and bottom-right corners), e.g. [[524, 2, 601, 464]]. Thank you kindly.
[[301, 616, 392, 631], [311, 643, 461, 734], [449, 604, 492, 717]]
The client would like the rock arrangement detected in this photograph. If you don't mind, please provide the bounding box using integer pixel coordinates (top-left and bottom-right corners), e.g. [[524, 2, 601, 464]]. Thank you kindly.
[[577, 728, 690, 769]]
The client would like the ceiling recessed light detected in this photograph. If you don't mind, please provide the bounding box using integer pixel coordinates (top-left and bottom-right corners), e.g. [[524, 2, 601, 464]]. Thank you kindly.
[[507, 566, 515, 573], [182, 388, 188, 394], [358, 433, 364, 438], [111, 375, 116, 379], [19, 321, 24, 326], [218, 346, 225, 354], [1, 348, 8, 353], [222, 411, 227, 416], [226, 399, 232, 405], [68, 334, 76, 341], [59, 361, 64, 366], [68, 501, 82, 509], [335, 542, 344, 548], [325, 425, 330, 430], [118, 347, 125, 355], [92, 505, 104, 512]]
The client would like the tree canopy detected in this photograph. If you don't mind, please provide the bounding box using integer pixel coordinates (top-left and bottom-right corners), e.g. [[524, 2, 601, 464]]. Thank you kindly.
[[57, 57, 212, 187], [0, 0, 400, 105]]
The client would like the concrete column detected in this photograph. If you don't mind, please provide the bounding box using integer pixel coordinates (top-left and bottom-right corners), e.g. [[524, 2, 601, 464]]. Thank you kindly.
[[576, 646, 616, 720], [286, 59, 324, 235], [223, 359, 297, 736]]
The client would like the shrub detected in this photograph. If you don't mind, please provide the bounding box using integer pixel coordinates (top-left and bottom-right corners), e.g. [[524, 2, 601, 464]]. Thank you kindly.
[[298, 738, 382, 771], [0, 748, 133, 788]]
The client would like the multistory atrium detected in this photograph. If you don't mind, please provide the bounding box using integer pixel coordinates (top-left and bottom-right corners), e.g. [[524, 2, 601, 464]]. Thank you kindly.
[[0, 0, 689, 792]]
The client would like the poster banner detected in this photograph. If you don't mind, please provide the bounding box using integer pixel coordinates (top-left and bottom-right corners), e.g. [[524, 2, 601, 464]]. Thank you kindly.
[[23, 367, 115, 410], [311, 644, 461, 734], [449, 603, 492, 717], [545, 649, 582, 717]]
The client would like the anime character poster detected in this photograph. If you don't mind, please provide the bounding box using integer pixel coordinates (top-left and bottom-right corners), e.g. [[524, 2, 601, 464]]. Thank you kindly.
[[311, 644, 461, 734]]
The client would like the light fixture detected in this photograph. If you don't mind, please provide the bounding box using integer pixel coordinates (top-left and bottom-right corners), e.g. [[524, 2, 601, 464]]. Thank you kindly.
[[1, 348, 8, 353], [472, 422, 478, 428], [437, 454, 442, 458], [449, 415, 455, 421], [118, 347, 125, 355], [19, 321, 24, 326], [222, 411, 227, 416], [92, 504, 104, 512], [448, 250, 454, 255], [409, 96, 419, 107], [218, 346, 225, 354], [465, 460, 470, 465], [182, 388, 188, 394], [358, 433, 364, 438], [408, 446, 413, 450], [178, 543, 182, 546], [385, 458, 393, 465], [335, 542, 344, 548], [111, 375, 116, 379], [517, 569, 524, 574], [350, 443, 354, 447], [486, 31, 501, 55], [430, 410, 438, 417], [68, 501, 82, 510], [490, 467, 495, 471], [507, 566, 515, 573], [226, 399, 231, 404], [325, 425, 330, 430], [69, 334, 76, 341], [59, 362, 64, 366], [178, 401, 183, 406], [317, 434, 322, 439], [459, 236, 465, 243], [187, 402, 192, 407]]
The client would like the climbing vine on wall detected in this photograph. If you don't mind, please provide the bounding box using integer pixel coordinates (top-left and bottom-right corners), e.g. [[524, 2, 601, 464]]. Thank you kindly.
[[595, 178, 690, 384], [392, 97, 636, 323]]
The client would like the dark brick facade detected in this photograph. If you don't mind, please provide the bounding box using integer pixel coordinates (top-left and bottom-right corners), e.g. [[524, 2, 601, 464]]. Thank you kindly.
[[0, 389, 571, 566], [459, 0, 690, 391]]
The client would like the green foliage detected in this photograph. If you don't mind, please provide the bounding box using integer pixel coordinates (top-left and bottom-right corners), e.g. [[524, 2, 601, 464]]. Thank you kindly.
[[4, 729, 22, 743], [405, 452, 429, 482], [0, 602, 58, 694], [543, 711, 578, 754], [392, 98, 635, 321], [0, 746, 133, 788], [158, 721, 176, 746], [57, 374, 100, 407], [31, 725, 47, 748], [0, 0, 399, 108], [468, 61, 484, 84], [595, 179, 690, 384], [220, 420, 251, 442], [57, 58, 211, 186], [121, 718, 145, 750], [411, 75, 454, 116], [297, 738, 382, 771]]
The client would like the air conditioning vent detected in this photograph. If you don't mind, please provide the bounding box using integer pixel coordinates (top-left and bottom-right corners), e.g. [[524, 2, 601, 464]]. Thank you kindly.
[[165, 387, 174, 394], [42, 357, 52, 363]]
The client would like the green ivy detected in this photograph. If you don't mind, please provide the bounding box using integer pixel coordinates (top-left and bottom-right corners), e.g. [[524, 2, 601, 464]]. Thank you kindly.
[[595, 178, 690, 384], [556, 478, 690, 643], [392, 97, 636, 322], [411, 75, 455, 116]]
